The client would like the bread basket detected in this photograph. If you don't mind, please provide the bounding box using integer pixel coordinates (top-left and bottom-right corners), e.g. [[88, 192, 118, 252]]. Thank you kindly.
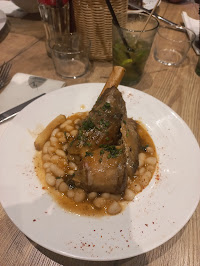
[[73, 0, 128, 60]]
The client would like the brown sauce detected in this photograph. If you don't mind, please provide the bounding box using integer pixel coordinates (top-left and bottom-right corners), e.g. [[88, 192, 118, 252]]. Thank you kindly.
[[34, 113, 157, 216]]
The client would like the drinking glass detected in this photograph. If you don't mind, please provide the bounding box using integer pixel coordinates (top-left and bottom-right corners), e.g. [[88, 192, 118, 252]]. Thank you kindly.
[[49, 33, 90, 78], [154, 25, 196, 66], [112, 13, 159, 87], [38, 1, 70, 57]]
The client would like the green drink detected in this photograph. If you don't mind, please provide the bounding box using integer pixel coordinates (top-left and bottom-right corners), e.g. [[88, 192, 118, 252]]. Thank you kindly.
[[112, 13, 158, 87], [113, 39, 151, 86]]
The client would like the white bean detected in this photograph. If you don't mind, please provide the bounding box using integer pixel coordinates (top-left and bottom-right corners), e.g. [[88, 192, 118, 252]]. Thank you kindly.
[[139, 167, 145, 175], [43, 162, 51, 169], [68, 170, 75, 175], [56, 132, 63, 138], [45, 168, 51, 173], [139, 153, 146, 167], [42, 154, 51, 162], [50, 136, 58, 147], [55, 178, 64, 189], [58, 137, 66, 143], [65, 132, 70, 138], [131, 182, 142, 193], [60, 120, 72, 129], [146, 146, 154, 154], [45, 173, 56, 187], [147, 165, 155, 171], [50, 155, 59, 163], [74, 118, 81, 125], [101, 193, 110, 199], [50, 164, 65, 177], [68, 162, 77, 171], [43, 141, 50, 149], [65, 125, 74, 132], [70, 130, 78, 137], [59, 182, 68, 193], [139, 152, 146, 161], [146, 157, 157, 165], [74, 189, 86, 203], [56, 149, 67, 159], [51, 128, 60, 137], [62, 143, 68, 152], [43, 141, 51, 153], [88, 192, 97, 200], [141, 171, 151, 186], [107, 201, 122, 215], [123, 188, 135, 201], [110, 194, 121, 201], [93, 197, 106, 208], [48, 146, 55, 156], [67, 190, 75, 198]]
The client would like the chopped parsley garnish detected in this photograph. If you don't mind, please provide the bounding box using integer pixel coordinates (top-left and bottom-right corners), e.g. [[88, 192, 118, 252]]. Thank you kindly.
[[85, 151, 93, 157], [126, 129, 130, 137], [64, 131, 68, 140], [99, 144, 122, 159], [82, 118, 95, 131], [69, 140, 75, 147], [83, 142, 92, 147], [102, 102, 111, 111], [56, 177, 61, 179], [123, 120, 127, 124], [100, 149, 105, 155], [100, 119, 110, 128]]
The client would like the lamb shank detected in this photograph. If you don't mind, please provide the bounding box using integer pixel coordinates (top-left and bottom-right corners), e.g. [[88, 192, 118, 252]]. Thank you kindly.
[[68, 67, 140, 194]]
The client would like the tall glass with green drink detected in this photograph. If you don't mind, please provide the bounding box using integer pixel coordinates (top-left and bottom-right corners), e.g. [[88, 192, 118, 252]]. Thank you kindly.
[[112, 13, 159, 86]]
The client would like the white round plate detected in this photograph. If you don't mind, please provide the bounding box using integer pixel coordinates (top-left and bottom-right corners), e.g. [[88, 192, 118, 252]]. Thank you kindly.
[[0, 83, 199, 261], [0, 9, 7, 31]]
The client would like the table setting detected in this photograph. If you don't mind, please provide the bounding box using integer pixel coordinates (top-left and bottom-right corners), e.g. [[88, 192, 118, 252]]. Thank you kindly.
[[0, 0, 199, 265]]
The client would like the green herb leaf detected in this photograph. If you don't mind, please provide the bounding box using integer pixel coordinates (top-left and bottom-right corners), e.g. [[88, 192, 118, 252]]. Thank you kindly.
[[85, 151, 93, 157], [102, 102, 111, 111], [82, 118, 95, 131]]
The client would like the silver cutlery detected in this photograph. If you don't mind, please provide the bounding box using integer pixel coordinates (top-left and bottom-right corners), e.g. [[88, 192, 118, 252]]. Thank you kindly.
[[0, 93, 46, 124], [0, 62, 12, 89], [128, 2, 178, 27]]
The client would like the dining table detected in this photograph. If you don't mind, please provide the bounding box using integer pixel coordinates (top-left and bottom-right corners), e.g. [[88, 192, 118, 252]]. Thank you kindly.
[[0, 0, 199, 265]]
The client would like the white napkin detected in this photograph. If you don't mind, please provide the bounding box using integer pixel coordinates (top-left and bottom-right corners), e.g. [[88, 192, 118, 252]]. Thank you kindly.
[[182, 11, 200, 55], [0, 1, 27, 18], [0, 73, 65, 114]]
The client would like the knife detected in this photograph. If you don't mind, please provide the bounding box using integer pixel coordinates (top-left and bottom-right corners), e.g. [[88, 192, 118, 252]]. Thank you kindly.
[[0, 93, 46, 124], [128, 3, 178, 27]]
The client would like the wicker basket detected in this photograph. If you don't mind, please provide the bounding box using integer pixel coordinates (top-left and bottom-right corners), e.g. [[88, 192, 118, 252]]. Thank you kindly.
[[73, 0, 128, 60]]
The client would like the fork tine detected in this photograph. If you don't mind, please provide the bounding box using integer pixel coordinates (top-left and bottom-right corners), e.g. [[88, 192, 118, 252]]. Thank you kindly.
[[0, 62, 12, 81], [0, 62, 6, 76]]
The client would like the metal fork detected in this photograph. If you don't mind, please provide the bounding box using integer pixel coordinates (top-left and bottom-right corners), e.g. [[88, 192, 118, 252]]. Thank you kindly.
[[0, 62, 12, 89]]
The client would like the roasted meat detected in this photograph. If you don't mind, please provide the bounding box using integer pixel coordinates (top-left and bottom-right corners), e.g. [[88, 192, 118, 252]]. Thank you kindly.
[[121, 118, 139, 177], [74, 147, 127, 194], [68, 85, 139, 194], [68, 86, 126, 156]]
